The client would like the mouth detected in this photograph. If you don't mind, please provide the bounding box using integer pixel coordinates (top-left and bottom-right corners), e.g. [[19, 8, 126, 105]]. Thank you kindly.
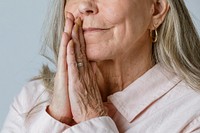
[[83, 27, 111, 33]]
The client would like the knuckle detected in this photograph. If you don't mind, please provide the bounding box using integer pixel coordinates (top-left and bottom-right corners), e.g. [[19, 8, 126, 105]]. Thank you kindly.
[[60, 32, 71, 47], [64, 32, 71, 40]]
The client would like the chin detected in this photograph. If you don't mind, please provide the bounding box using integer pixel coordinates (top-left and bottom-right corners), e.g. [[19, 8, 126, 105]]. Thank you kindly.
[[85, 40, 116, 61], [86, 51, 102, 61], [86, 48, 110, 62]]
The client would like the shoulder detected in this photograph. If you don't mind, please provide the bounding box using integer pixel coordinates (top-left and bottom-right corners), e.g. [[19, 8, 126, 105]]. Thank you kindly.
[[164, 79, 200, 115], [176, 82, 200, 132], [13, 80, 52, 114], [175, 80, 200, 100]]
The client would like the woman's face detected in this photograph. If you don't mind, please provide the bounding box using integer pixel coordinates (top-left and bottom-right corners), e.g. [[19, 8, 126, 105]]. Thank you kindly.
[[65, 0, 153, 61]]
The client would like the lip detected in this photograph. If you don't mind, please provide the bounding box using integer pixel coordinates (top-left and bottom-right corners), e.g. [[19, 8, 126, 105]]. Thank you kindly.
[[83, 27, 110, 33]]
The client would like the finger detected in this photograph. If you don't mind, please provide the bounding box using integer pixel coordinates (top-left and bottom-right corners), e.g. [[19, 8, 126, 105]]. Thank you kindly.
[[79, 20, 89, 69], [72, 18, 82, 62], [57, 16, 74, 73], [79, 21, 86, 58], [64, 12, 74, 36], [65, 11, 75, 22], [72, 18, 85, 74], [67, 40, 79, 80], [73, 25, 81, 59], [57, 33, 70, 73]]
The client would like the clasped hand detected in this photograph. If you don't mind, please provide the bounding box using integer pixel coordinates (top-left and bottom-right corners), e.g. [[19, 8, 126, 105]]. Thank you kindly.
[[47, 12, 108, 125]]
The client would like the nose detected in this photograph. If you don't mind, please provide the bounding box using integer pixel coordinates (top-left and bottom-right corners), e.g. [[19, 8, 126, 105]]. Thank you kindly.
[[78, 1, 98, 16]]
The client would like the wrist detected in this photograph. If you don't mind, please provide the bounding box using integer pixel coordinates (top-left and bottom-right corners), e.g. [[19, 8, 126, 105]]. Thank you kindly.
[[46, 105, 72, 125]]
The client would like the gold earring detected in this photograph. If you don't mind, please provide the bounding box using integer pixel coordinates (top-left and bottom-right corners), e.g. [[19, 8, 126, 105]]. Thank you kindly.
[[151, 29, 158, 43]]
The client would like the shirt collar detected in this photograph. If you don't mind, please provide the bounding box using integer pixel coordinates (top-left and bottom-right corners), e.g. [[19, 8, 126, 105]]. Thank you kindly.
[[107, 63, 181, 122]]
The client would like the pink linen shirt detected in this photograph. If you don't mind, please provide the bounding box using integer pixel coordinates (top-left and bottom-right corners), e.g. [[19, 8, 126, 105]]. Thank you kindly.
[[1, 64, 200, 133]]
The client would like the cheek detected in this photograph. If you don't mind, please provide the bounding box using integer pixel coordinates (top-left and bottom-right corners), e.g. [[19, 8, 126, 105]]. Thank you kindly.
[[102, 10, 122, 25], [100, 0, 150, 42], [99, 1, 127, 25]]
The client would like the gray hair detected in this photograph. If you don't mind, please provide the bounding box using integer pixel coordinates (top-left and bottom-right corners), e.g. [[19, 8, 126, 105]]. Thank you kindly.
[[155, 0, 200, 91], [35, 0, 200, 91]]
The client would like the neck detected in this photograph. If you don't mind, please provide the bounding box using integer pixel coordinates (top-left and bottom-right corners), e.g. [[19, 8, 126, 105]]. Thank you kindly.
[[94, 39, 155, 101]]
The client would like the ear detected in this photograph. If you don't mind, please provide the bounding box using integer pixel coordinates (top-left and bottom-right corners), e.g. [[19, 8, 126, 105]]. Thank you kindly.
[[149, 0, 170, 30]]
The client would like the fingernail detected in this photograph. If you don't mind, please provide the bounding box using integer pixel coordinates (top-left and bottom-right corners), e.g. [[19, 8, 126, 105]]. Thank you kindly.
[[65, 11, 74, 21], [75, 17, 82, 27], [77, 18, 82, 26]]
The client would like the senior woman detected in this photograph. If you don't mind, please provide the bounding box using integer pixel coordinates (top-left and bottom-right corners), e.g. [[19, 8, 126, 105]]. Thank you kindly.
[[2, 0, 200, 132]]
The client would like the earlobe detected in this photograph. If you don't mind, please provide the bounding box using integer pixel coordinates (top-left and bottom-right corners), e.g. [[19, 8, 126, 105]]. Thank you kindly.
[[150, 0, 170, 29]]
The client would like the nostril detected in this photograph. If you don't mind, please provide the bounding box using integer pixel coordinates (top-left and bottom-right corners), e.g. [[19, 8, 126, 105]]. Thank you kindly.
[[78, 1, 98, 15], [80, 8, 95, 15], [86, 10, 94, 14]]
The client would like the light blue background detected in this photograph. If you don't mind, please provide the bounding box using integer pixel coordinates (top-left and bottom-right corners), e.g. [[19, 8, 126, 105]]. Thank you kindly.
[[0, 0, 200, 129]]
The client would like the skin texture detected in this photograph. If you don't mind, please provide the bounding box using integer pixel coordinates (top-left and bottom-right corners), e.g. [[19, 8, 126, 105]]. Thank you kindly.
[[47, 0, 169, 125]]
